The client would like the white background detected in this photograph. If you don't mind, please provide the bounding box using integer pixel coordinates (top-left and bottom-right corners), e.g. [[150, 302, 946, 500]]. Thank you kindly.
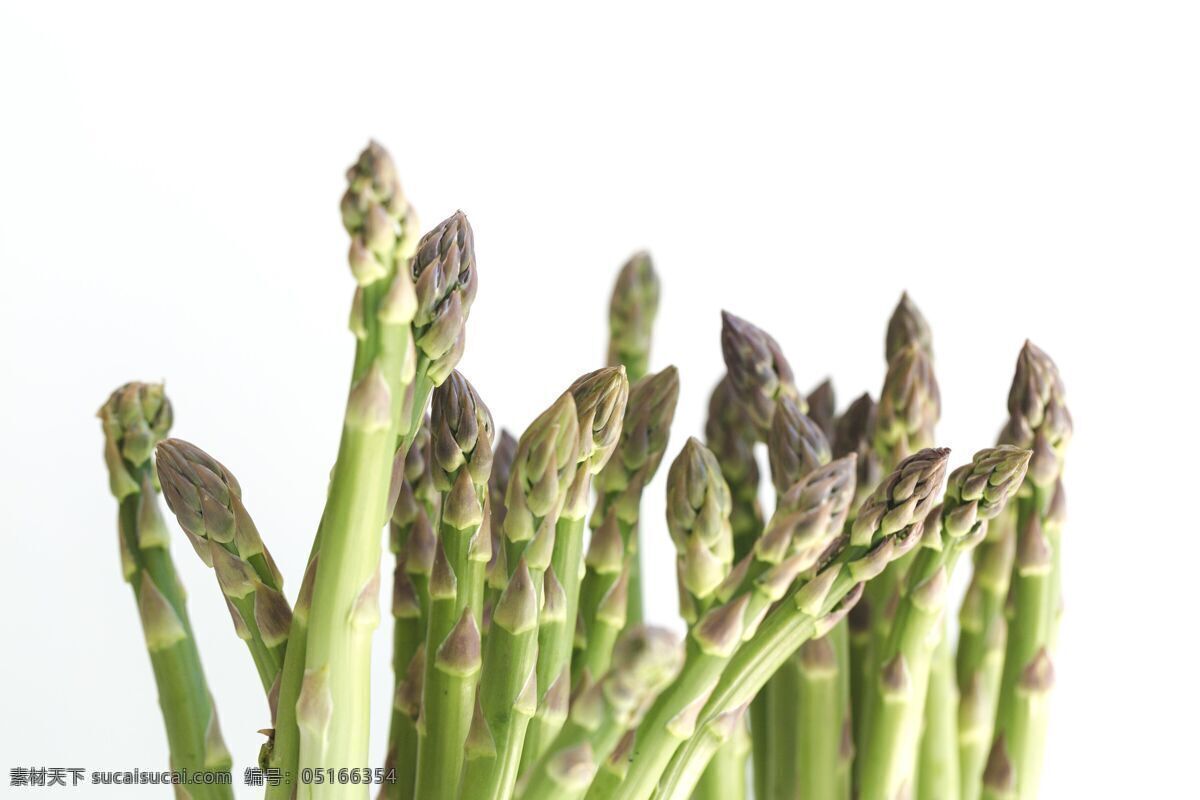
[[2, 2, 1197, 797]]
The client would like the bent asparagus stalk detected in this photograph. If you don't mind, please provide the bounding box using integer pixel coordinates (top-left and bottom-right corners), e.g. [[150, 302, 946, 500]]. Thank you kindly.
[[859, 447, 1030, 800], [657, 449, 953, 800], [99, 383, 234, 800], [521, 627, 684, 800]]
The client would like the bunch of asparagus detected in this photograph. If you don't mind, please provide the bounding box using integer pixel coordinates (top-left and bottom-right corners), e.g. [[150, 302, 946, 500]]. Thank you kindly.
[[98, 141, 1071, 800]]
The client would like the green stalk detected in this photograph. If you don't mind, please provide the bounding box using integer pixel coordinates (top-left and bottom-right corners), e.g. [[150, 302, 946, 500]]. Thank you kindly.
[[956, 515, 1016, 800], [413, 373, 493, 800], [763, 396, 835, 800], [290, 144, 480, 800], [99, 383, 234, 799], [605, 250, 660, 383], [576, 512, 631, 682], [859, 448, 1030, 800], [156, 439, 292, 698], [458, 559, 539, 800], [918, 631, 960, 800], [383, 418, 436, 800], [417, 608, 482, 799], [525, 367, 630, 766], [657, 705, 748, 800], [657, 448, 952, 800], [586, 365, 678, 639], [616, 447, 873, 800], [991, 342, 1071, 800], [521, 627, 683, 800]]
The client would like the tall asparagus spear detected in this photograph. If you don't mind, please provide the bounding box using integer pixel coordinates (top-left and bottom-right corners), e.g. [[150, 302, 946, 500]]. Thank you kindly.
[[606, 251, 660, 382], [382, 415, 436, 800], [523, 367, 629, 766], [719, 311, 801, 439], [718, 311, 801, 797], [294, 140, 476, 799], [521, 627, 684, 800], [764, 396, 843, 800], [155, 440, 292, 699], [415, 371, 494, 800], [988, 342, 1072, 800], [98, 383, 234, 800], [858, 447, 1031, 800], [581, 365, 679, 670], [655, 449, 953, 800]]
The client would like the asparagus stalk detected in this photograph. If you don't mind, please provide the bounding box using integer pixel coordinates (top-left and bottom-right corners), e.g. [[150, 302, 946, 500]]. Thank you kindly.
[[521, 627, 684, 800], [155, 440, 292, 699], [605, 251, 660, 382], [383, 416, 436, 800], [991, 342, 1071, 800], [296, 140, 476, 798], [458, 558, 540, 800], [665, 437, 744, 800], [886, 291, 934, 363], [956, 510, 1016, 800], [415, 371, 494, 800], [718, 311, 800, 798], [655, 448, 952, 800], [918, 634, 960, 800], [764, 395, 840, 800], [719, 310, 801, 439], [704, 375, 764, 564], [666, 437, 735, 626], [484, 430, 518, 621], [98, 383, 234, 799], [806, 378, 837, 442], [612, 450, 860, 800], [860, 334, 941, 781], [706, 371, 771, 800], [585, 365, 679, 635], [858, 446, 1030, 800], [524, 368, 630, 766]]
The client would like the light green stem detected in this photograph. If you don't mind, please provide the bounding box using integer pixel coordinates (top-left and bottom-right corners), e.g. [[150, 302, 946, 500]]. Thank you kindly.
[[918, 630, 960, 800]]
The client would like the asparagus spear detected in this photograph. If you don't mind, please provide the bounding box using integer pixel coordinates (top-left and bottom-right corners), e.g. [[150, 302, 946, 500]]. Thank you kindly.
[[656, 449, 953, 800], [155, 440, 292, 698], [886, 291, 934, 363], [606, 251, 660, 382], [806, 378, 837, 441], [295, 140, 475, 799], [667, 438, 735, 625], [98, 383, 234, 799], [719, 310, 801, 439], [764, 396, 840, 800], [383, 416, 436, 800], [581, 365, 679, 671], [612, 450, 861, 800], [859, 447, 1030, 800], [484, 430, 518, 621], [524, 367, 629, 766], [521, 627, 684, 800], [718, 311, 800, 797], [458, 557, 539, 800], [991, 342, 1071, 800], [704, 375, 764, 564], [415, 372, 494, 800]]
